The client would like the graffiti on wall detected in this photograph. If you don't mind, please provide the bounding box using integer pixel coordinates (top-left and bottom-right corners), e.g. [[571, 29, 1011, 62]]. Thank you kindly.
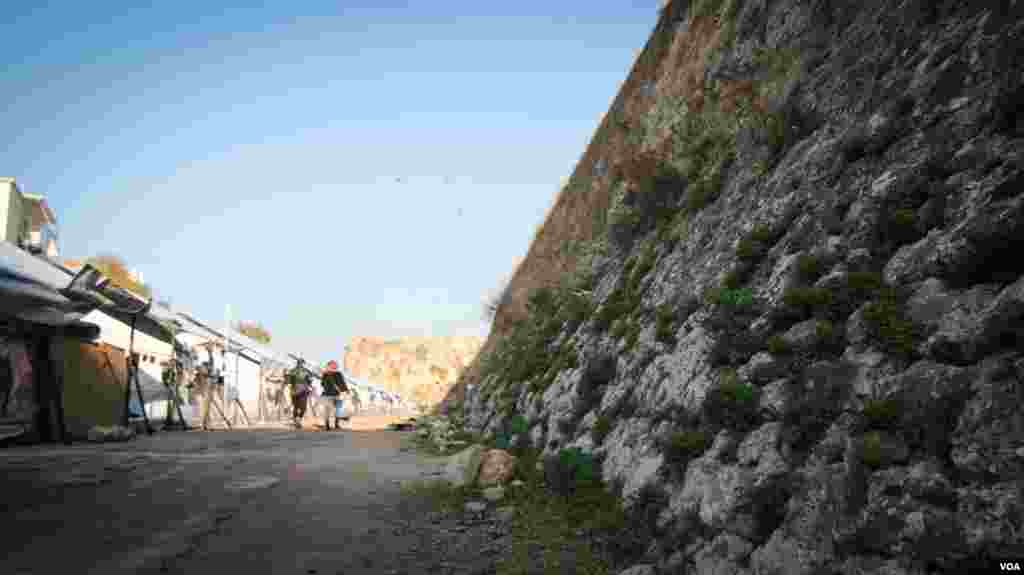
[[0, 339, 35, 424]]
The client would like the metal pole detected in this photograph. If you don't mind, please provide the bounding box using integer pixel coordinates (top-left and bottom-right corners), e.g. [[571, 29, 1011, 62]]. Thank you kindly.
[[257, 364, 264, 423], [126, 314, 153, 435], [234, 351, 240, 426], [224, 304, 230, 423], [121, 318, 135, 427]]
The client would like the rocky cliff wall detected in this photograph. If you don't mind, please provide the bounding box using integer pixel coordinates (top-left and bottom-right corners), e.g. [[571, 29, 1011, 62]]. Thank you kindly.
[[457, 0, 1024, 572], [344, 336, 483, 408]]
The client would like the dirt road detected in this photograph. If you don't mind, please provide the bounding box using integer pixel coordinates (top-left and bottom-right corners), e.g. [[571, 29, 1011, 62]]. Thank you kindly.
[[0, 417, 505, 575]]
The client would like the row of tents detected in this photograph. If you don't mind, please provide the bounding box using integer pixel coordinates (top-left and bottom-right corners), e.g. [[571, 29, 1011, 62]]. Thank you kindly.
[[0, 241, 408, 443]]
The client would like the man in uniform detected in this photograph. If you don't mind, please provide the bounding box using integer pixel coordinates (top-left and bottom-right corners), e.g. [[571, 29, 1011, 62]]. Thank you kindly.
[[194, 348, 213, 430], [287, 359, 312, 429], [161, 358, 185, 427]]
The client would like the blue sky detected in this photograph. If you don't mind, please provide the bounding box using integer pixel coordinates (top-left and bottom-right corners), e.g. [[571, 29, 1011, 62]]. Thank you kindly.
[[1, 1, 657, 364]]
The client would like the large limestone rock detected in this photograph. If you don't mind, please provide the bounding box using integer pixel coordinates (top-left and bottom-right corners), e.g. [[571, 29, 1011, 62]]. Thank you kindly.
[[458, 1, 1024, 572], [343, 336, 484, 409]]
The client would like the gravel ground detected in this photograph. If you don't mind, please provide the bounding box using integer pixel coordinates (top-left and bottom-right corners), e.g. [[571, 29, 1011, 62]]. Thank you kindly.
[[0, 417, 515, 575]]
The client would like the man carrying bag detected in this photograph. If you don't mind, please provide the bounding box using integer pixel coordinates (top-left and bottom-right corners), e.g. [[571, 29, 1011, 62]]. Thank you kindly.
[[318, 360, 349, 431]]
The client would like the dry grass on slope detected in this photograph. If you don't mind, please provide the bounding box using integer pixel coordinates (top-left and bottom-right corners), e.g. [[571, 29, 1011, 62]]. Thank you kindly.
[[491, 7, 727, 336]]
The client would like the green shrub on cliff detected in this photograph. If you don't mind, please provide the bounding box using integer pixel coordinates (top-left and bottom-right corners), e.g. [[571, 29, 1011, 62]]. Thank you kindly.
[[861, 398, 901, 430], [702, 368, 760, 429], [782, 286, 832, 311], [862, 287, 918, 356], [607, 182, 642, 229], [662, 429, 711, 467], [592, 413, 614, 443], [481, 280, 598, 396], [766, 334, 790, 355], [655, 303, 678, 345]]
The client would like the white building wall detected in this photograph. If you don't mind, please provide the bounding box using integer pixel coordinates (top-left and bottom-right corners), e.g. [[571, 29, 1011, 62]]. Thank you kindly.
[[0, 178, 28, 245]]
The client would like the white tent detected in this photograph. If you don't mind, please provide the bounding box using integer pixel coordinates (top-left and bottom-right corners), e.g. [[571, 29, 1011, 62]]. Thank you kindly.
[[58, 309, 177, 423]]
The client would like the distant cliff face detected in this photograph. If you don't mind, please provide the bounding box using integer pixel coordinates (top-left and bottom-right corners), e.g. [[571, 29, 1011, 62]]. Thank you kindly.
[[344, 336, 484, 408]]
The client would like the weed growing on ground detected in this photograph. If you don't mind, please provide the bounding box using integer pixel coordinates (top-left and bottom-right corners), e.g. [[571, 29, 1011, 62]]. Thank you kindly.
[[413, 414, 479, 455], [496, 460, 630, 575], [545, 447, 600, 498], [399, 478, 475, 512], [404, 414, 631, 575]]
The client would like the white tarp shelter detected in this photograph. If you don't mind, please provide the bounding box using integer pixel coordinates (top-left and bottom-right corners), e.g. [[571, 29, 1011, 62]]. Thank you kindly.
[[73, 310, 175, 422]]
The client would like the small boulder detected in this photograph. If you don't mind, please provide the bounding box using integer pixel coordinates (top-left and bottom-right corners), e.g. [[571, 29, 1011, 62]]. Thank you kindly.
[[758, 378, 795, 420], [781, 319, 821, 351], [738, 352, 791, 384], [478, 449, 518, 486], [464, 501, 487, 514], [846, 248, 874, 272], [694, 532, 755, 575], [443, 444, 485, 488], [845, 304, 872, 348]]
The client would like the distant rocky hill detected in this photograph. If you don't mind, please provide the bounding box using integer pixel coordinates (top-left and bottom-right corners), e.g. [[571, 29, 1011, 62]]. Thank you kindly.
[[344, 336, 484, 408]]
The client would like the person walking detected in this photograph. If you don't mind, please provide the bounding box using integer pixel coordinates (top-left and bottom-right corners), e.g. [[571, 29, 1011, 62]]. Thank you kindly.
[[287, 359, 312, 429], [195, 356, 213, 430], [318, 360, 349, 431]]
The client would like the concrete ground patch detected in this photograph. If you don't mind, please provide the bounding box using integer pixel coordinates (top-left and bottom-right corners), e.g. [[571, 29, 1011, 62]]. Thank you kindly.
[[0, 419, 485, 575]]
